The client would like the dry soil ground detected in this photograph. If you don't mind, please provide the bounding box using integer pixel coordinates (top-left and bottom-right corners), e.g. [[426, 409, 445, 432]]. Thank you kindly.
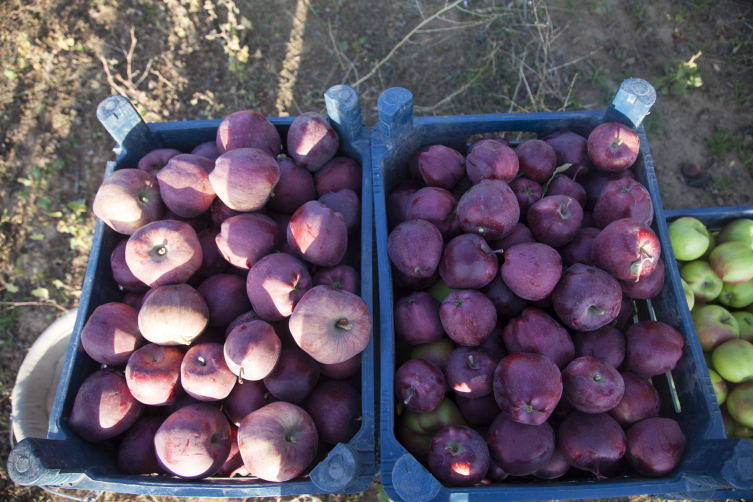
[[1, 0, 752, 501]]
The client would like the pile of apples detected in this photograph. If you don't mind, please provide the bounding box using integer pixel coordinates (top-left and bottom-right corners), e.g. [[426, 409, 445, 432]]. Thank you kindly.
[[386, 123, 688, 486], [670, 216, 753, 439], [68, 110, 372, 482]]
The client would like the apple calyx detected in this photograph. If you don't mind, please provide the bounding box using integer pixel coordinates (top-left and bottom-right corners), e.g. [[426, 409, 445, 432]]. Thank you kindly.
[[467, 355, 479, 370], [630, 246, 655, 282], [404, 387, 416, 406], [445, 441, 463, 456], [621, 186, 631, 194], [454, 299, 464, 307], [611, 137, 624, 149], [336, 318, 354, 331], [332, 280, 341, 289]]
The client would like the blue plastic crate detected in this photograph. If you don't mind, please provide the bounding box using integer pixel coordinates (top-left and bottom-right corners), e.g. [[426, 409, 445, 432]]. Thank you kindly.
[[372, 79, 753, 502], [8, 85, 376, 497], [664, 205, 753, 501]]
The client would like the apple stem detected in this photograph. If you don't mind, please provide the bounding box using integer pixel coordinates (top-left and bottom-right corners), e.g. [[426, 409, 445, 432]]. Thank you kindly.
[[270, 192, 276, 197], [492, 248, 504, 254], [238, 368, 243, 384], [287, 435, 297, 444], [563, 197, 573, 213], [198, 356, 206, 366], [593, 373, 602, 382], [139, 195, 148, 203], [445, 445, 458, 455], [157, 246, 166, 256], [337, 319, 354, 331], [632, 247, 655, 282], [468, 355, 479, 370], [478, 228, 485, 234], [404, 387, 415, 406], [353, 416, 363, 422], [612, 137, 624, 148], [413, 266, 421, 274]]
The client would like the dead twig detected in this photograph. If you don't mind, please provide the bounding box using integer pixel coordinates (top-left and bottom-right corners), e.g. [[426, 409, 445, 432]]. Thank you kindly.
[[547, 45, 605, 73], [560, 72, 578, 111], [0, 301, 68, 313], [351, 0, 465, 88]]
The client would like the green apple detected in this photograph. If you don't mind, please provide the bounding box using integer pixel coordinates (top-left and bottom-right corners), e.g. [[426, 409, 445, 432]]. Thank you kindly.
[[410, 335, 455, 387], [710, 241, 753, 284], [692, 302, 707, 314], [709, 368, 728, 405], [723, 409, 737, 438], [681, 278, 695, 311], [396, 396, 468, 462], [681, 261, 723, 302], [733, 311, 753, 343], [718, 218, 753, 249], [700, 231, 718, 261], [719, 279, 753, 309], [727, 381, 753, 428], [669, 216, 710, 261], [704, 351, 714, 370], [426, 277, 453, 303], [735, 422, 753, 438], [712, 339, 753, 383]]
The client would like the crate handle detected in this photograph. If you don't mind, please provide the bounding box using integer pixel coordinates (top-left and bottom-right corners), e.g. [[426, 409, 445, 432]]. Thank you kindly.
[[96, 95, 163, 165], [309, 443, 361, 493], [377, 88, 414, 149], [676, 438, 753, 494], [603, 78, 656, 130], [391, 454, 441, 502], [325, 85, 363, 146], [8, 437, 90, 486]]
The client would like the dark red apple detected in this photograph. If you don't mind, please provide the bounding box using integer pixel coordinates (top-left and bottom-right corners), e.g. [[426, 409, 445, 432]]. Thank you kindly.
[[501, 242, 562, 301], [488, 223, 536, 251], [289, 285, 371, 364], [405, 187, 461, 238], [503, 308, 575, 369], [320, 353, 361, 380], [266, 156, 316, 214], [314, 156, 362, 196], [508, 178, 542, 221], [93, 168, 164, 235], [558, 227, 600, 267], [533, 447, 570, 480], [552, 263, 622, 332], [583, 168, 635, 211], [197, 273, 252, 326], [387, 180, 423, 230], [263, 347, 320, 403], [515, 139, 557, 183], [594, 178, 653, 229], [428, 426, 490, 486], [118, 416, 165, 475], [223, 378, 267, 426], [111, 238, 149, 292], [412, 144, 465, 189], [155, 403, 231, 479], [527, 195, 583, 248], [181, 343, 236, 401], [210, 148, 280, 211], [157, 154, 216, 218], [191, 141, 220, 162], [439, 233, 498, 289], [562, 356, 625, 413], [388, 219, 443, 278], [440, 289, 497, 346], [465, 140, 519, 184], [246, 253, 312, 321], [587, 122, 640, 171], [395, 291, 444, 345], [196, 228, 229, 277], [319, 189, 360, 234], [224, 320, 281, 381], [287, 112, 339, 172], [487, 413, 555, 476], [558, 411, 626, 476], [624, 320, 684, 377], [312, 264, 360, 295], [591, 218, 661, 282], [493, 352, 563, 425], [620, 258, 665, 300], [455, 393, 502, 426], [216, 213, 279, 269], [608, 372, 661, 427], [125, 220, 202, 287], [137, 148, 182, 176], [287, 200, 348, 267], [445, 346, 497, 398], [69, 368, 144, 442], [305, 380, 361, 445], [625, 417, 686, 476], [210, 197, 241, 228], [480, 273, 527, 321], [125, 344, 183, 406], [216, 110, 281, 157], [138, 283, 209, 345], [457, 179, 520, 240], [547, 175, 587, 208], [395, 358, 445, 413], [572, 326, 626, 368], [81, 302, 145, 365], [542, 131, 592, 179]]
